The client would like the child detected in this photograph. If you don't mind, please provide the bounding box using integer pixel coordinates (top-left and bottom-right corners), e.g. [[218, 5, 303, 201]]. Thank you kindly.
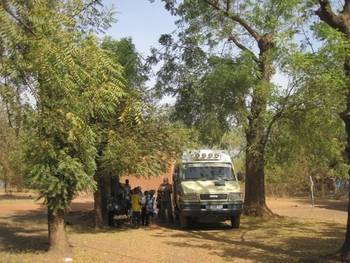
[[141, 190, 148, 225], [146, 190, 156, 225], [129, 189, 134, 220], [131, 187, 141, 228]]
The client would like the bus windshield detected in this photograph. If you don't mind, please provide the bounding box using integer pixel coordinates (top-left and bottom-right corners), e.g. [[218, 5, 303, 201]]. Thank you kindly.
[[181, 163, 235, 181]]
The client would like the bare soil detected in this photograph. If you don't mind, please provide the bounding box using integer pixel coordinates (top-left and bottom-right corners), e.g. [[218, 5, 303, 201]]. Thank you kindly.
[[0, 192, 348, 263]]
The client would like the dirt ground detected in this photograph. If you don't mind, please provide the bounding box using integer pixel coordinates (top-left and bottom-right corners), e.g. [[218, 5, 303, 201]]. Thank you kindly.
[[1, 193, 346, 220], [0, 192, 349, 263]]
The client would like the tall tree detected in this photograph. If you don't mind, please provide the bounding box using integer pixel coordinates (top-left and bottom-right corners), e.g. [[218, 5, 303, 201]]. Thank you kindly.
[[90, 36, 149, 229], [314, 0, 350, 260], [100, 37, 151, 101], [149, 0, 307, 216], [91, 36, 195, 229], [0, 102, 20, 193], [0, 0, 130, 257], [264, 34, 347, 198]]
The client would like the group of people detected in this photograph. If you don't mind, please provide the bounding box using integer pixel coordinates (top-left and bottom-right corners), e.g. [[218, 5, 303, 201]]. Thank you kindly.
[[129, 186, 156, 228], [107, 177, 174, 228]]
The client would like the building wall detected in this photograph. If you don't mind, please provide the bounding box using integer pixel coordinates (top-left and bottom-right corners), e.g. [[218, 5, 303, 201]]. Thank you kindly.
[[121, 169, 174, 194]]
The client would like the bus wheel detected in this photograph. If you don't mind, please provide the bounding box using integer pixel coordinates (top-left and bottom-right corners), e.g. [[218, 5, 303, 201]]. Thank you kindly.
[[230, 216, 240, 228], [180, 213, 188, 229]]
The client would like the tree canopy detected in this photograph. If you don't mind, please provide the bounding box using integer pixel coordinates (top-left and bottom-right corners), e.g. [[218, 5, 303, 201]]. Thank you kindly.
[[0, 0, 135, 256], [148, 0, 318, 216], [2, 0, 350, 260]]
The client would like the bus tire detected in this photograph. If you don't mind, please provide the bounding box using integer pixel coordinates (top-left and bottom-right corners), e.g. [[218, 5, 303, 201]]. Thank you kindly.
[[180, 213, 188, 229], [230, 215, 240, 228]]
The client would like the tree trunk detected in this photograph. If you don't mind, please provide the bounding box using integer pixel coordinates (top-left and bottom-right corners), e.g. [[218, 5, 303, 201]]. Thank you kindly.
[[110, 176, 119, 195], [243, 35, 274, 216], [339, 107, 350, 260], [93, 170, 112, 229], [244, 129, 272, 216], [47, 208, 72, 257], [305, 0, 350, 257], [340, 182, 350, 261], [93, 171, 103, 230], [101, 174, 112, 217], [315, 1, 350, 258]]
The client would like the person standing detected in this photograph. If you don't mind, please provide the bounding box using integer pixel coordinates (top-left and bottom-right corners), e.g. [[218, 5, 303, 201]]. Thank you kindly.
[[157, 177, 174, 223], [124, 179, 132, 217], [124, 179, 131, 195], [145, 189, 156, 225], [141, 190, 148, 225], [131, 187, 142, 229], [156, 190, 161, 220]]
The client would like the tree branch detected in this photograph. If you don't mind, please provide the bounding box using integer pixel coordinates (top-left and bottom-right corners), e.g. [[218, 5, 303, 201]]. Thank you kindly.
[[227, 33, 259, 63], [345, 0, 350, 13], [226, 0, 230, 13], [200, 0, 260, 41], [2, 1, 41, 39], [315, 0, 342, 31]]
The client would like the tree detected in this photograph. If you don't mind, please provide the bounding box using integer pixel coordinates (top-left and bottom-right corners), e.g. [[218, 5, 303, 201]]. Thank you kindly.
[[313, 0, 350, 260], [265, 92, 346, 196], [259, 24, 347, 197], [88, 36, 149, 229], [89, 36, 196, 229], [0, 0, 130, 257], [100, 36, 152, 103], [149, 0, 308, 216], [0, 102, 21, 193]]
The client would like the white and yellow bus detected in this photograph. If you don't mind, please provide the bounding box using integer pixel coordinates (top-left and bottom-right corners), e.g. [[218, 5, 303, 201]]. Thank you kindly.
[[173, 149, 244, 229]]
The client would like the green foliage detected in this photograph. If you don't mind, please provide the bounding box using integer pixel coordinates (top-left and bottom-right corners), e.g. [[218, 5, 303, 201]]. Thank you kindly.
[[100, 37, 150, 94], [0, 0, 131, 213], [170, 55, 251, 145], [0, 103, 23, 189], [24, 112, 97, 207], [150, 0, 349, 204], [95, 36, 195, 185], [265, 29, 347, 188], [148, 0, 310, 147], [100, 106, 197, 179]]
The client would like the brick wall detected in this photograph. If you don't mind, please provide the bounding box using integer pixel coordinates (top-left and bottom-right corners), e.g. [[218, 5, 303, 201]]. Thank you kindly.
[[121, 169, 174, 194]]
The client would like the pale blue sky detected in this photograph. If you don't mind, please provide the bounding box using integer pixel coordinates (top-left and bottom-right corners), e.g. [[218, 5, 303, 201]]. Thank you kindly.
[[100, 1, 178, 103], [99, 1, 289, 92], [101, 0, 177, 58]]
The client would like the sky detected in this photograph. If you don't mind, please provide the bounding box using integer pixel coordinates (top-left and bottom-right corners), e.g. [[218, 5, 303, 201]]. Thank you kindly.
[[99, 1, 178, 104], [98, 1, 289, 94], [101, 0, 177, 59]]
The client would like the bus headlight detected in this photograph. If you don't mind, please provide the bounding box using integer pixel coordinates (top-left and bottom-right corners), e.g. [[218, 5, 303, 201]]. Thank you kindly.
[[228, 192, 243, 201], [180, 194, 199, 202]]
